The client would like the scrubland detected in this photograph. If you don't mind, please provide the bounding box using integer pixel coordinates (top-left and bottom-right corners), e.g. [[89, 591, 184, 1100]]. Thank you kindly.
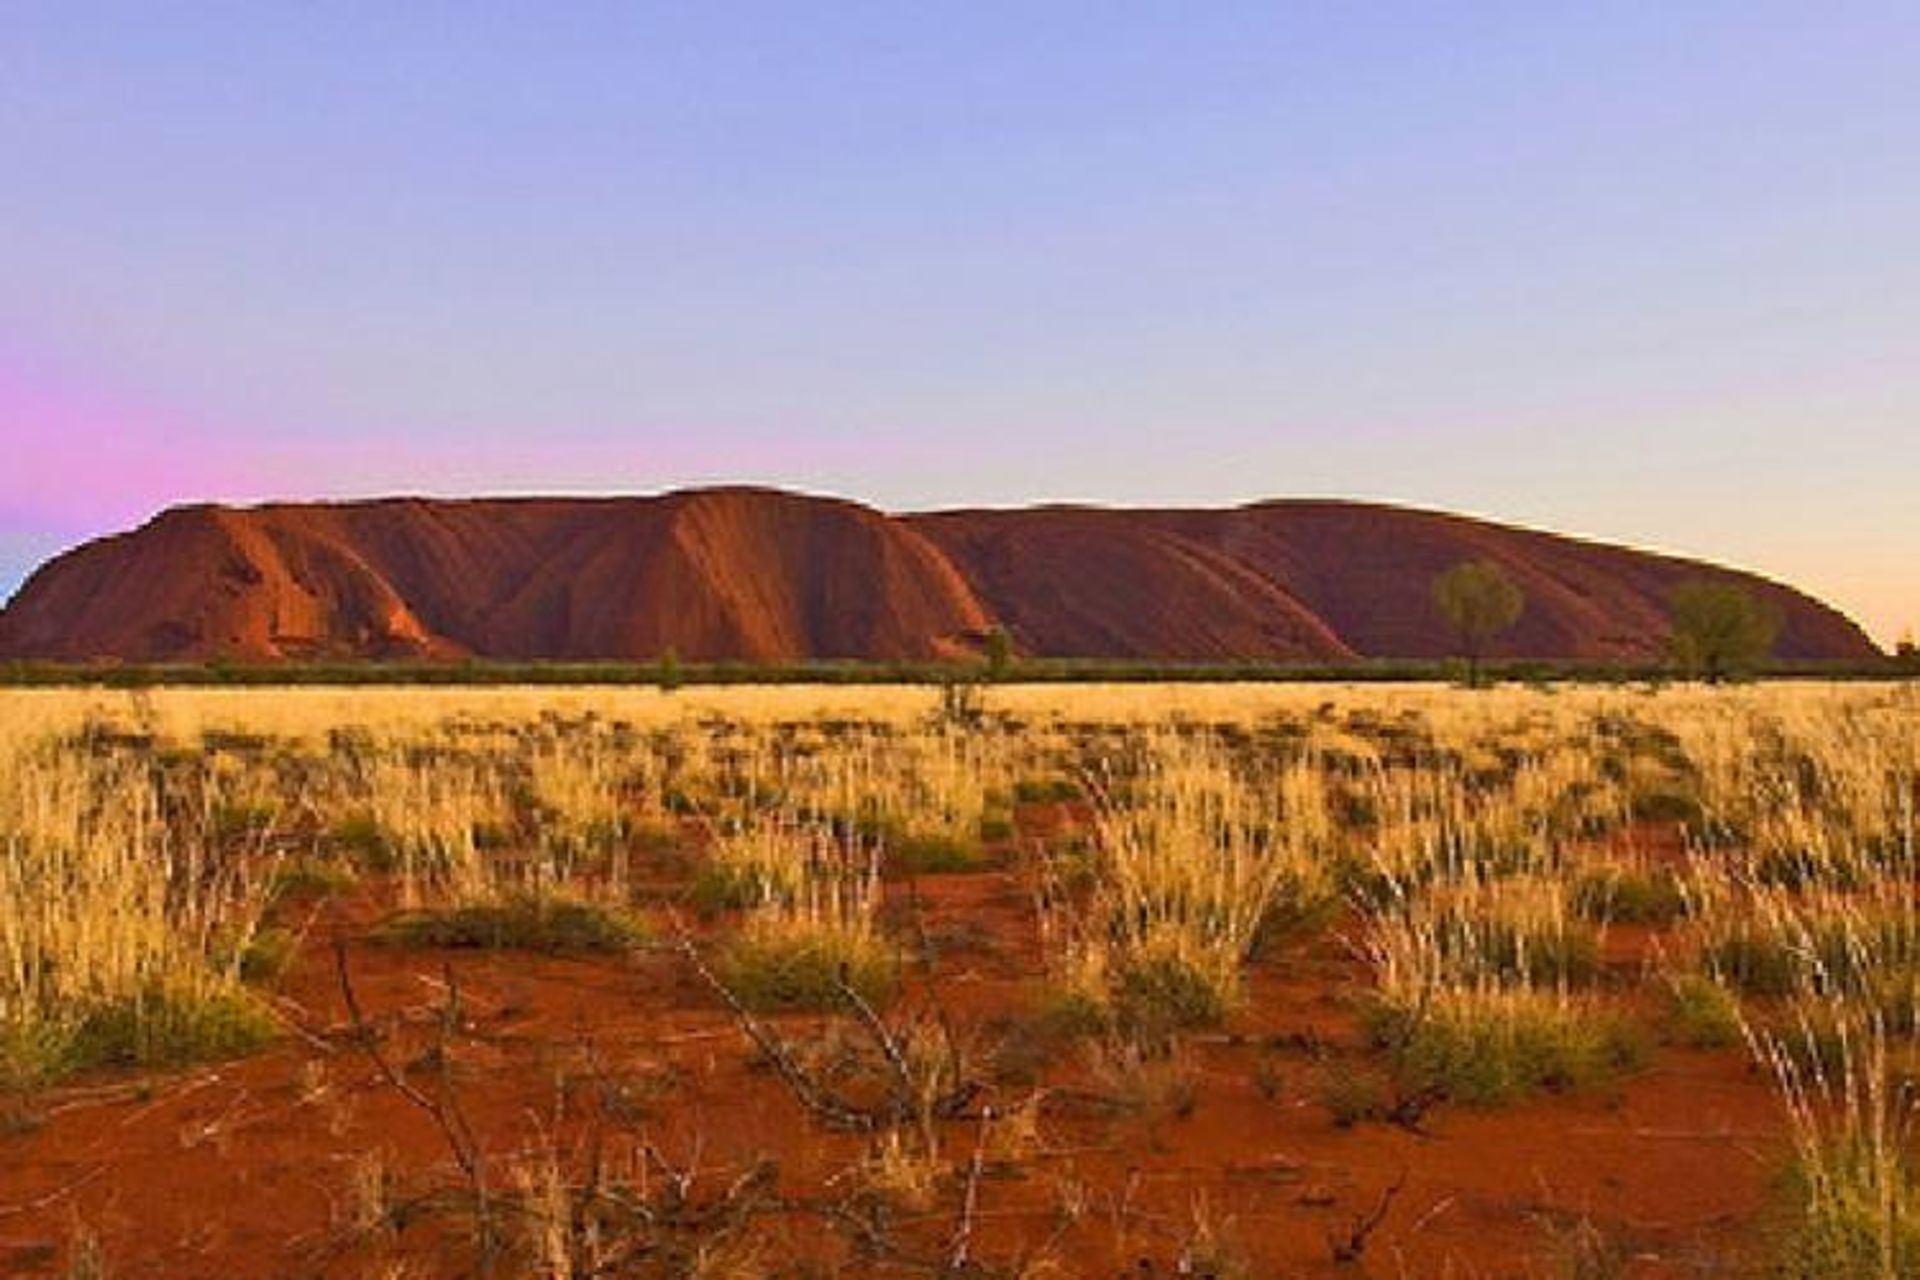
[[0, 679, 1914, 1277]]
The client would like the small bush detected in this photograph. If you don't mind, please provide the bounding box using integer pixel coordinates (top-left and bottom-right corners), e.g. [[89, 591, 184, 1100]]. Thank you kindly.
[[268, 857, 358, 905], [1751, 845, 1868, 893], [2, 985, 281, 1088], [1776, 1145, 1920, 1279], [1570, 867, 1688, 925], [0, 1021, 85, 1093], [211, 802, 277, 843], [1425, 914, 1602, 987], [718, 924, 897, 1013], [889, 833, 991, 876], [472, 821, 513, 851], [977, 812, 1016, 843], [1703, 931, 1799, 997], [1332, 855, 1406, 912], [239, 927, 299, 984], [327, 812, 394, 869], [1317, 1063, 1393, 1128], [1367, 990, 1646, 1105], [1330, 786, 1379, 831], [380, 895, 646, 953], [1629, 787, 1704, 827], [989, 990, 1107, 1084], [1112, 951, 1236, 1039], [1083, 1038, 1199, 1118], [1666, 974, 1742, 1048], [688, 861, 766, 914], [1014, 777, 1080, 804]]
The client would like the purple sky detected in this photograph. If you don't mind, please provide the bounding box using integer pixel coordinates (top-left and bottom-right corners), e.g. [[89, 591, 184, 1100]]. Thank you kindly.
[[3, 4, 1915, 644]]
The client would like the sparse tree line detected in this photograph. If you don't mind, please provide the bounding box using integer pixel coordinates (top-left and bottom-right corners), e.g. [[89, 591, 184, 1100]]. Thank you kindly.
[[956, 569, 1811, 692], [1432, 558, 1789, 686]]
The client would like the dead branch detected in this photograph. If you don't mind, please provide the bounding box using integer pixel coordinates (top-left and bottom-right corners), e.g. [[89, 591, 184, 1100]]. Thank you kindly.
[[1329, 1167, 1408, 1265], [332, 942, 493, 1262], [669, 926, 876, 1131]]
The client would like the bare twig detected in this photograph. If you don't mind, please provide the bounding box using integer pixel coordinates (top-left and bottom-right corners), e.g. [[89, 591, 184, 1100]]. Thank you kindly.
[[669, 924, 875, 1131], [946, 1105, 993, 1273], [332, 942, 493, 1264], [1329, 1167, 1408, 1265]]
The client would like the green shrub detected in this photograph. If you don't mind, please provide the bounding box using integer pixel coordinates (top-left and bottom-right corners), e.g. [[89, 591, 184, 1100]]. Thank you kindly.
[[1431, 915, 1602, 987], [1703, 931, 1799, 997], [267, 856, 358, 904], [1317, 1063, 1393, 1128], [1752, 845, 1870, 892], [1629, 788, 1703, 827], [211, 802, 277, 842], [71, 985, 277, 1072], [990, 989, 1108, 1084], [1112, 951, 1235, 1039], [1666, 974, 1742, 1048], [0, 1021, 86, 1093], [1014, 778, 1080, 804], [471, 821, 513, 851], [239, 927, 298, 984], [6, 985, 280, 1088], [1570, 867, 1688, 925], [380, 895, 646, 953], [1367, 991, 1646, 1105], [327, 812, 394, 869], [689, 861, 766, 914], [1776, 1145, 1920, 1279], [717, 926, 898, 1013], [889, 833, 991, 875], [1332, 855, 1411, 912], [1330, 786, 1379, 831]]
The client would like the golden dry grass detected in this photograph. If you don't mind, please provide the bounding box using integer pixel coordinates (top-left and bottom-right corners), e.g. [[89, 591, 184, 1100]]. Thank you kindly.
[[1, 678, 1915, 1271]]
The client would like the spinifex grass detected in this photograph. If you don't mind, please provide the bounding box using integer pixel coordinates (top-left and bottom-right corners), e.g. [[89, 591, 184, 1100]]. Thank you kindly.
[[1051, 737, 1333, 1037], [1360, 875, 1639, 1104], [717, 835, 896, 1012], [692, 813, 834, 912], [1754, 1007, 1920, 1278], [0, 745, 277, 1088], [1363, 983, 1645, 1105]]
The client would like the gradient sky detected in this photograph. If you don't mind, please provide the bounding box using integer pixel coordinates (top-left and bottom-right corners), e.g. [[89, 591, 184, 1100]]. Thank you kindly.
[[3, 4, 1916, 645]]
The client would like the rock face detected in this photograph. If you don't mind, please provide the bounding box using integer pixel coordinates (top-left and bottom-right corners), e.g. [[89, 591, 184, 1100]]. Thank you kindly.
[[0, 488, 1879, 662]]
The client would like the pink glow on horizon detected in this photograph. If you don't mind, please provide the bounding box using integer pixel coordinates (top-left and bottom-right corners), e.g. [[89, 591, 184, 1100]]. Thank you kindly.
[[2, 364, 910, 538], [0, 357, 271, 529]]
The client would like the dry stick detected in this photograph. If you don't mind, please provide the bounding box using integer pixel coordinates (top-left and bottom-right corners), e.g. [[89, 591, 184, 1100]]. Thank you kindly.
[[1329, 1167, 1409, 1265], [331, 942, 494, 1262], [674, 924, 1013, 1270], [332, 942, 439, 1117], [0, 1165, 106, 1220], [667, 923, 874, 1131], [835, 971, 918, 1119], [434, 963, 487, 1193], [946, 1105, 994, 1273]]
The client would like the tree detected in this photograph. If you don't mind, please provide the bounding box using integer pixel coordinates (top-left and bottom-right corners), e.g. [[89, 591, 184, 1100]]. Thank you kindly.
[[982, 625, 1014, 681], [1431, 560, 1524, 687], [656, 646, 683, 692], [1895, 629, 1918, 674], [1666, 581, 1780, 683]]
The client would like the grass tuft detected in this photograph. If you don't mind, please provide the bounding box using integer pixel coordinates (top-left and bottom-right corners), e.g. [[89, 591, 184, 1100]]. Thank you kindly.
[[380, 895, 646, 953], [1367, 989, 1646, 1106], [1666, 974, 1742, 1048], [717, 922, 898, 1012]]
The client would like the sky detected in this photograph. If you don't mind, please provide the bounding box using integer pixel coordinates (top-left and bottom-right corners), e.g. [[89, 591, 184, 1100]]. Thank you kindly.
[[2, 3, 1915, 646]]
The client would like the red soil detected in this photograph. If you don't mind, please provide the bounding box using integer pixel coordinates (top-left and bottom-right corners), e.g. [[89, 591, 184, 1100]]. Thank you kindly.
[[0, 815, 1791, 1278], [0, 488, 1878, 663]]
